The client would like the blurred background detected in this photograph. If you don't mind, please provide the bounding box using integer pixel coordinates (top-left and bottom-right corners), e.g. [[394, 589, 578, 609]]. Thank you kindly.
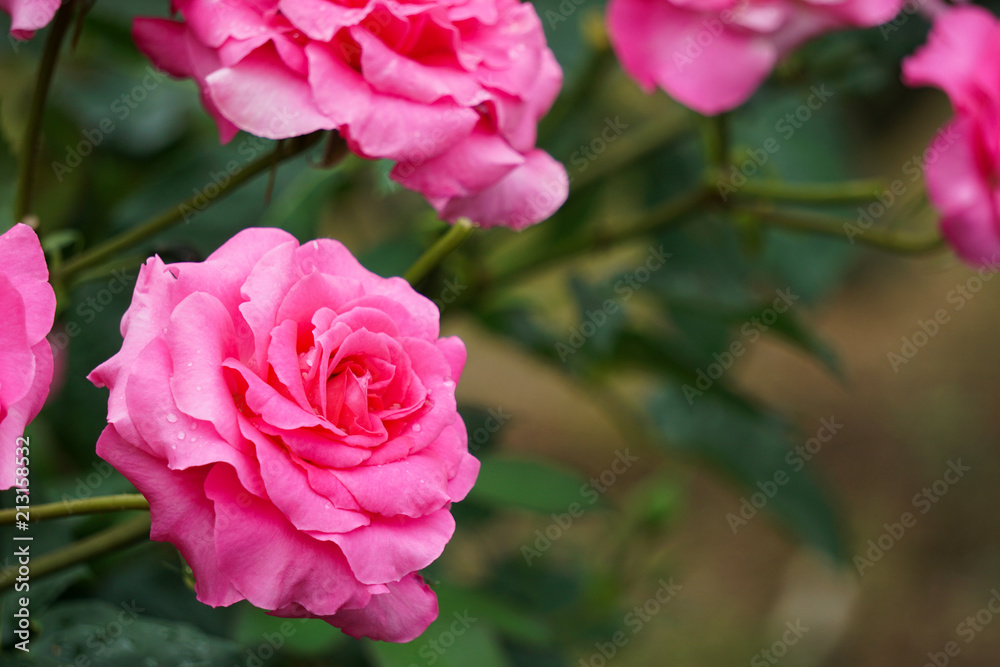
[[3, 0, 1000, 665]]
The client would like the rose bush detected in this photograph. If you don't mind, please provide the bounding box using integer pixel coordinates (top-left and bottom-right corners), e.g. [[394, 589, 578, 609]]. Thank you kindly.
[[1, 0, 59, 39], [132, 0, 568, 230], [0, 223, 55, 489], [606, 0, 904, 114], [902, 6, 1000, 266], [88, 228, 479, 642]]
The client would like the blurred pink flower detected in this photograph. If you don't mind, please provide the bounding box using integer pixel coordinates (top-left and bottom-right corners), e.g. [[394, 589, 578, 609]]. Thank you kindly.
[[132, 0, 568, 230], [606, 0, 904, 114], [0, 223, 56, 489], [89, 228, 479, 642], [0, 0, 59, 39], [903, 6, 1000, 266]]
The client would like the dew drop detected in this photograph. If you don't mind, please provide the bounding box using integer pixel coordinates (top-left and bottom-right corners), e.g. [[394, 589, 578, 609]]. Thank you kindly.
[[187, 362, 193, 367], [166, 414, 178, 423], [177, 432, 185, 441], [190, 423, 198, 431], [390, 403, 401, 410], [196, 386, 202, 392], [443, 380, 454, 388], [170, 444, 177, 450], [412, 424, 422, 432]]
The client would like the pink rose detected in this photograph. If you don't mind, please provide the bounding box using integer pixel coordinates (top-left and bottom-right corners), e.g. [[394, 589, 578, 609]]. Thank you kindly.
[[607, 0, 904, 114], [88, 228, 479, 642], [1, 0, 60, 39], [0, 223, 56, 489], [132, 0, 568, 230], [902, 6, 1000, 266]]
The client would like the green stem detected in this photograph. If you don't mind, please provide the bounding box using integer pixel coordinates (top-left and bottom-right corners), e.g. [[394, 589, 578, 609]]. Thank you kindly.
[[728, 178, 886, 205], [403, 218, 476, 286], [0, 515, 151, 590], [13, 0, 76, 225], [0, 494, 149, 525], [739, 203, 946, 254], [486, 187, 710, 291], [702, 112, 730, 173], [53, 132, 324, 284]]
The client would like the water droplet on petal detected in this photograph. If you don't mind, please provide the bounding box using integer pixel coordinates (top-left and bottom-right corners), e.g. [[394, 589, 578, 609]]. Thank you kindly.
[[167, 414, 178, 423], [196, 386, 202, 392], [187, 362, 193, 367], [412, 424, 422, 432], [177, 432, 185, 441], [190, 423, 198, 430], [443, 380, 455, 388]]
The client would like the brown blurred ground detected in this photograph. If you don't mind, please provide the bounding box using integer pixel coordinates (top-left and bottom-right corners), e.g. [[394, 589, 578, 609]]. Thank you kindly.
[[442, 99, 1000, 666]]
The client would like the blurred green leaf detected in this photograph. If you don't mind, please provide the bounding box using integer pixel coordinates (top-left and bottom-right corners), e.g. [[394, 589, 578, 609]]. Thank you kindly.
[[648, 382, 845, 561], [469, 459, 591, 515], [366, 623, 510, 667], [3, 600, 241, 666], [233, 605, 347, 657], [434, 582, 551, 646]]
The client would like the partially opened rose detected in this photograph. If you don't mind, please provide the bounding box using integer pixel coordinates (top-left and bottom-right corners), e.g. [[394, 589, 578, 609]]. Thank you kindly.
[[1, 0, 60, 39], [89, 228, 479, 642], [902, 6, 1000, 266], [1, 223, 56, 489], [132, 0, 568, 230], [607, 0, 904, 114]]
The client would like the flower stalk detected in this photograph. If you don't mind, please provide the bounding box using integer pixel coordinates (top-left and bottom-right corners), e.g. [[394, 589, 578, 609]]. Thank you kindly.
[[0, 494, 149, 525], [52, 132, 324, 285], [0, 515, 152, 590], [13, 0, 76, 225]]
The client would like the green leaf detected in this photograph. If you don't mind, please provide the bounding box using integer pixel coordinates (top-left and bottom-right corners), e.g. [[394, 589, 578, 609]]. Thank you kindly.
[[648, 382, 845, 561], [366, 623, 510, 667], [764, 306, 842, 378], [468, 458, 592, 515], [433, 582, 551, 646], [8, 600, 241, 666], [233, 604, 347, 657]]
